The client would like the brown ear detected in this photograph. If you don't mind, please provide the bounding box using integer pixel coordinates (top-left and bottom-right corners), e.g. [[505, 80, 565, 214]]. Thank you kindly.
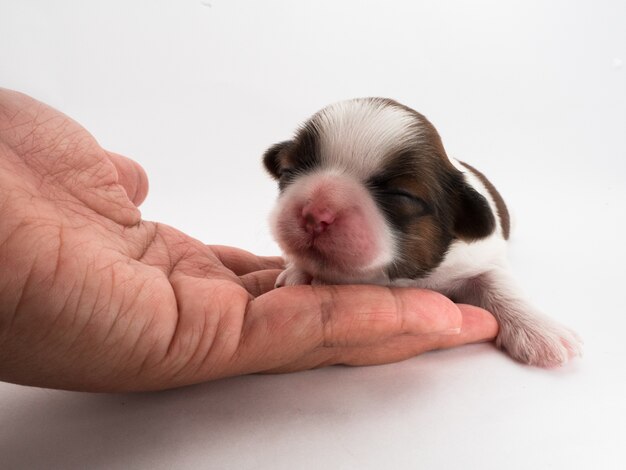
[[452, 179, 496, 241], [263, 140, 293, 179]]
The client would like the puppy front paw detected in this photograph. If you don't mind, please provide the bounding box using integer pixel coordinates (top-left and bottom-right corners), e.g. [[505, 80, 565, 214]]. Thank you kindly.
[[275, 265, 312, 288], [497, 318, 583, 368]]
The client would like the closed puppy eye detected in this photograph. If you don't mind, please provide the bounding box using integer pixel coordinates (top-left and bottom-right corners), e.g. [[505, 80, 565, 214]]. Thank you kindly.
[[381, 189, 425, 206], [381, 189, 420, 201]]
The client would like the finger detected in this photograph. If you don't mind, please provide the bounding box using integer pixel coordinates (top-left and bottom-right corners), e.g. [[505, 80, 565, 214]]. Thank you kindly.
[[239, 269, 283, 297], [336, 304, 498, 366], [313, 286, 463, 347], [211, 245, 284, 275], [0, 91, 142, 226], [437, 304, 499, 348], [230, 286, 462, 374], [262, 303, 498, 372], [105, 151, 149, 206]]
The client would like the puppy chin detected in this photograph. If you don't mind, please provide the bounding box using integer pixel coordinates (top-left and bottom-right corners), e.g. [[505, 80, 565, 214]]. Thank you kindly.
[[269, 170, 395, 284]]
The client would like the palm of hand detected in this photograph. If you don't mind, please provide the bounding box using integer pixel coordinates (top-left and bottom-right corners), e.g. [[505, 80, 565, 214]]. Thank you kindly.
[[0, 90, 497, 391], [0, 90, 286, 390]]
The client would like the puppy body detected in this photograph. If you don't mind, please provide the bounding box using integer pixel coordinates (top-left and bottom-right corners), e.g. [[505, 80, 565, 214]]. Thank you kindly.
[[264, 98, 581, 367]]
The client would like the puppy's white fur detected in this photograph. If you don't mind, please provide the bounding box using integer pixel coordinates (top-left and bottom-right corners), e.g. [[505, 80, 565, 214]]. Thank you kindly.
[[268, 99, 582, 368], [314, 100, 422, 179]]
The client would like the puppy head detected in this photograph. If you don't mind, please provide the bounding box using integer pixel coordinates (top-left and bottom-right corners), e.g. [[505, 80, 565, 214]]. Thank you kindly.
[[264, 98, 495, 283]]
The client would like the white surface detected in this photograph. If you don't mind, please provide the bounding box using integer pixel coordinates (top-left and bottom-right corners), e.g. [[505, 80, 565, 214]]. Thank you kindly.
[[1, 1, 625, 469]]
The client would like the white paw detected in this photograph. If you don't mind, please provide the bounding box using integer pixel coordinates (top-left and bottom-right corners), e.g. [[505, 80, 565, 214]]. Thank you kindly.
[[275, 265, 312, 288], [497, 318, 583, 368]]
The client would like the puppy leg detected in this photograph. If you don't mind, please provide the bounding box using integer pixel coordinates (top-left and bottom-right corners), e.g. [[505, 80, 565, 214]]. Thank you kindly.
[[275, 262, 312, 287], [453, 268, 582, 367]]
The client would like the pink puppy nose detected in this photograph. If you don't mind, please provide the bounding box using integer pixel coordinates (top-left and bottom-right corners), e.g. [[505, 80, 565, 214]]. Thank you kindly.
[[301, 204, 336, 235]]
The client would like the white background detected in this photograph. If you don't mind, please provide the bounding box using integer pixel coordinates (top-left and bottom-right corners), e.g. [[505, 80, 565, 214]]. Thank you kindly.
[[1, 1, 625, 469]]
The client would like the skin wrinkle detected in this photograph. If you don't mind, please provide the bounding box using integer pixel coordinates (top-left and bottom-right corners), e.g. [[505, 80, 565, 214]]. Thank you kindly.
[[0, 216, 29, 263], [42, 279, 79, 345], [0, 99, 19, 124], [105, 259, 125, 332], [5, 112, 43, 154], [231, 297, 254, 373], [32, 116, 81, 154], [393, 288, 409, 335], [60, 262, 101, 353], [234, 293, 283, 375], [40, 149, 79, 181], [0, 142, 16, 176], [106, 151, 146, 205], [194, 282, 251, 380], [165, 231, 197, 272], [210, 247, 283, 284], [22, 123, 74, 174], [137, 224, 174, 275], [238, 271, 264, 299], [120, 227, 190, 379], [186, 254, 232, 281], [169, 279, 245, 383], [188, 298, 219, 380], [6, 254, 36, 332], [169, 246, 198, 277], [50, 222, 65, 284], [126, 280, 180, 383], [261, 351, 333, 374], [132, 311, 171, 384], [15, 111, 138, 228], [174, 281, 208, 367], [239, 269, 282, 298], [164, 273, 185, 363], [135, 222, 160, 262], [110, 279, 151, 377], [118, 224, 151, 259], [0, 146, 31, 198], [318, 286, 337, 349], [2, 223, 60, 335], [71, 183, 140, 226], [102, 300, 145, 378], [213, 246, 248, 275], [32, 304, 81, 376]]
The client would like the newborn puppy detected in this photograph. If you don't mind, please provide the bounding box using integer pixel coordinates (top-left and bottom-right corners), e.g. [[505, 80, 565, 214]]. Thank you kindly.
[[263, 97, 582, 368]]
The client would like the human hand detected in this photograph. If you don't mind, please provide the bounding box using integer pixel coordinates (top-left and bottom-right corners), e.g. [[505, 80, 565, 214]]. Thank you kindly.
[[0, 89, 498, 392]]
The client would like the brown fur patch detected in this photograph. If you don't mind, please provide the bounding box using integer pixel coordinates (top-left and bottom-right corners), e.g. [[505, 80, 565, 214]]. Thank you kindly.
[[459, 161, 511, 240], [368, 148, 456, 280]]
